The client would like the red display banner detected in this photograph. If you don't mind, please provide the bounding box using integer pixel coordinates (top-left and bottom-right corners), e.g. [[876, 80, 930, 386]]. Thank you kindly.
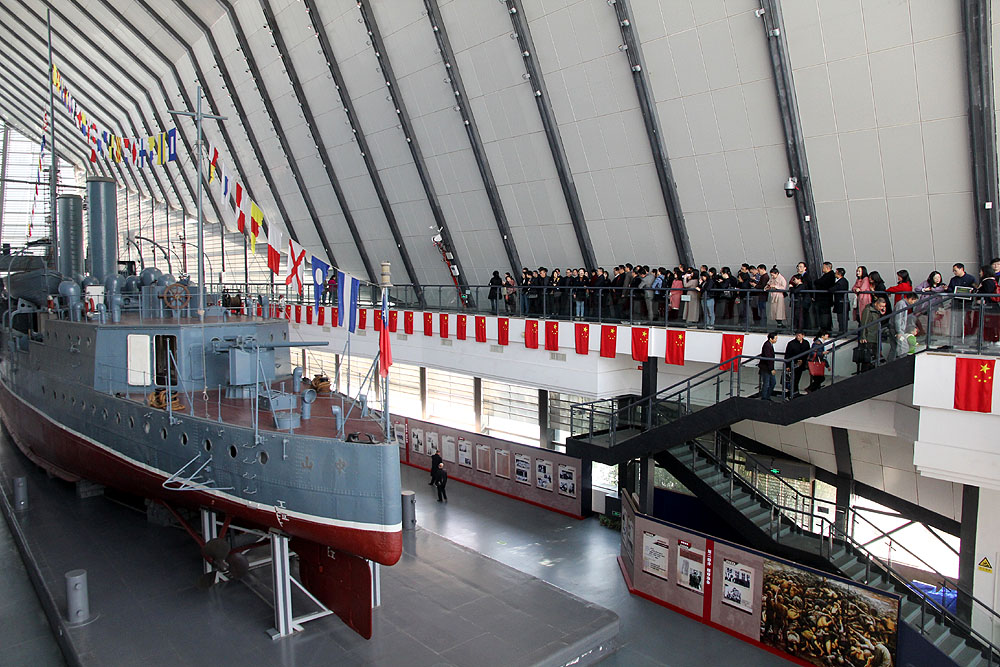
[[439, 313, 449, 338], [306, 306, 313, 325], [331, 307, 338, 327], [318, 306, 325, 326], [285, 305, 292, 320], [498, 317, 509, 346], [389, 310, 398, 333], [404, 311, 414, 335], [544, 321, 559, 351], [294, 305, 301, 323], [575, 323, 589, 355], [665, 330, 685, 366], [424, 312, 433, 336], [631, 327, 649, 362], [955, 357, 995, 412], [373, 310, 382, 331], [256, 304, 262, 317], [525, 320, 539, 349], [358, 308, 367, 330], [720, 333, 744, 371], [600, 325, 617, 358], [457, 314, 467, 340], [475, 316, 487, 343]]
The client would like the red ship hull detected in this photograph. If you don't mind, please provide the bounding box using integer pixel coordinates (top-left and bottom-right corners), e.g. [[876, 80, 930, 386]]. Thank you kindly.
[[0, 379, 402, 566]]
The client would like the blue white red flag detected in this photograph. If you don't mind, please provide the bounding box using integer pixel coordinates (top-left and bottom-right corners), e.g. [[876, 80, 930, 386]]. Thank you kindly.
[[337, 270, 360, 332], [311, 256, 329, 311]]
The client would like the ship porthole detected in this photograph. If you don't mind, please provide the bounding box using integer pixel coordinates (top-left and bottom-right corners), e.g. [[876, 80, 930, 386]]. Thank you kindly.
[[129, 416, 135, 429], [71, 397, 75, 406], [229, 445, 237, 459], [258, 451, 268, 465], [204, 438, 212, 452], [80, 401, 86, 411], [115, 412, 121, 424], [143, 422, 150, 434], [102, 408, 108, 420], [181, 433, 188, 446], [160, 427, 168, 440]]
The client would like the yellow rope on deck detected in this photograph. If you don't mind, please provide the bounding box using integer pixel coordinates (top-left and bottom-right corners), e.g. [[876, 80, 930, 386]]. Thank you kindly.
[[147, 388, 185, 411]]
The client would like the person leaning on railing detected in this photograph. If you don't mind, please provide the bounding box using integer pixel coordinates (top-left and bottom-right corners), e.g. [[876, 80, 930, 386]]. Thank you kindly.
[[857, 298, 888, 372]]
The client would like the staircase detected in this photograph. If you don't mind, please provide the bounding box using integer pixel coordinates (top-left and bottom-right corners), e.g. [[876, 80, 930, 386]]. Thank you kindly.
[[657, 436, 998, 667]]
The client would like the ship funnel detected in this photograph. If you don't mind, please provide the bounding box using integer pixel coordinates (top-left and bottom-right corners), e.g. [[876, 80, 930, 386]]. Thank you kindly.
[[56, 194, 84, 279], [86, 176, 117, 283]]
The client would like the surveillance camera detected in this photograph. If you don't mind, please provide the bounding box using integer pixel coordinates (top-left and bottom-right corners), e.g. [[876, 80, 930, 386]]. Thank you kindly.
[[431, 233, 443, 244], [784, 177, 798, 198]]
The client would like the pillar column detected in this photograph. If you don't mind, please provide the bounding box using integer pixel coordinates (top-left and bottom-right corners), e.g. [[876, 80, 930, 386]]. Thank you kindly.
[[419, 366, 427, 419], [638, 455, 655, 514], [538, 389, 550, 448], [473, 376, 482, 433]]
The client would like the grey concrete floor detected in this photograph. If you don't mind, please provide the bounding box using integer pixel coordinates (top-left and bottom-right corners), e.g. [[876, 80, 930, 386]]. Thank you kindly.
[[400, 464, 788, 666]]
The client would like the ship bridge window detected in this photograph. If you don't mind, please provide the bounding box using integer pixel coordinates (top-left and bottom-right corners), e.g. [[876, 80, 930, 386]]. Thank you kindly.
[[154, 335, 179, 386]]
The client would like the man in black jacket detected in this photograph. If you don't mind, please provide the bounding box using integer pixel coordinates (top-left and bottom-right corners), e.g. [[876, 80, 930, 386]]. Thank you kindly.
[[429, 448, 442, 485], [759, 332, 778, 400], [832, 268, 850, 333], [784, 330, 811, 396], [435, 463, 448, 503], [813, 262, 837, 331]]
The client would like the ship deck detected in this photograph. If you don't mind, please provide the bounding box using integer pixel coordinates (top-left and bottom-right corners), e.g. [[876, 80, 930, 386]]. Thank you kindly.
[[124, 384, 385, 441]]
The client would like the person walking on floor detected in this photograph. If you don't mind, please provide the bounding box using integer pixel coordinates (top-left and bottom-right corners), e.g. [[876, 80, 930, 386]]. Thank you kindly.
[[429, 448, 442, 486], [435, 462, 448, 503]]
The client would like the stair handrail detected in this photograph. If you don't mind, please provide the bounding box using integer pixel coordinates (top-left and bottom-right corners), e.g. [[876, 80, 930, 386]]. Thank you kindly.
[[685, 436, 1000, 661], [572, 294, 948, 446]]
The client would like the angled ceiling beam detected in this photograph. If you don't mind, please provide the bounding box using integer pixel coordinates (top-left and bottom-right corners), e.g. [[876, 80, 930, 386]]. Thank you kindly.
[[259, 0, 372, 281], [41, 0, 223, 223], [963, 0, 1000, 264], [359, 0, 469, 290], [609, 0, 693, 268], [211, 0, 335, 266], [158, 0, 301, 251], [760, 0, 823, 274], [0, 3, 157, 201], [0, 84, 89, 169], [27, 0, 187, 213], [303, 0, 421, 291], [0, 37, 126, 184], [504, 0, 597, 270], [423, 0, 523, 276]]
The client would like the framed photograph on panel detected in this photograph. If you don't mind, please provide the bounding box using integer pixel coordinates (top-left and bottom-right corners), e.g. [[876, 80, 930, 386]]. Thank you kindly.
[[676, 540, 705, 594], [410, 428, 424, 455], [458, 438, 473, 468], [392, 420, 406, 449], [722, 559, 754, 614], [476, 444, 491, 473], [641, 531, 669, 581], [440, 434, 455, 462], [495, 449, 510, 479], [425, 430, 439, 456], [514, 453, 530, 484], [557, 464, 576, 498], [535, 459, 553, 491]]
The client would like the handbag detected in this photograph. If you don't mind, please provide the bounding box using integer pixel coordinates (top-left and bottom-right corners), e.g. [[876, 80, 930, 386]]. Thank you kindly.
[[852, 347, 871, 364], [808, 360, 826, 376]]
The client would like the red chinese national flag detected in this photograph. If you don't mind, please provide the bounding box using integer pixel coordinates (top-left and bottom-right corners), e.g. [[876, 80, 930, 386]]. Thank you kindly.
[[358, 308, 367, 330], [545, 321, 559, 351], [389, 310, 398, 333], [424, 312, 433, 336], [475, 316, 487, 342], [330, 307, 337, 327], [374, 310, 382, 331], [439, 313, 449, 338], [285, 305, 292, 321], [457, 314, 467, 340], [631, 327, 649, 362], [721, 333, 744, 371], [318, 306, 326, 326], [525, 320, 539, 349], [256, 303, 262, 317], [498, 317, 509, 346], [294, 305, 301, 323], [575, 323, 589, 355], [404, 311, 414, 335], [665, 330, 685, 366], [600, 325, 617, 358], [955, 358, 995, 413], [306, 306, 313, 325]]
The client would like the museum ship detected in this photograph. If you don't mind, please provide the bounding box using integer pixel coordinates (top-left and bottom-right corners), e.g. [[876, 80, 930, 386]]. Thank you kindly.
[[0, 179, 401, 636]]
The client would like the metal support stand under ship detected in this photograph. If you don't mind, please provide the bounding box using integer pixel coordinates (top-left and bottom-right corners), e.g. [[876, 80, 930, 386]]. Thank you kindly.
[[0, 177, 401, 639]]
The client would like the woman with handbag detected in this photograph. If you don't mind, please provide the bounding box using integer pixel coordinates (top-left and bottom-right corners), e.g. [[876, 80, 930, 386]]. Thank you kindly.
[[805, 331, 830, 393]]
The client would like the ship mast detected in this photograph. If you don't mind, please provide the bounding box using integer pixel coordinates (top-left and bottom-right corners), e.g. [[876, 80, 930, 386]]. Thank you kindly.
[[168, 86, 225, 322]]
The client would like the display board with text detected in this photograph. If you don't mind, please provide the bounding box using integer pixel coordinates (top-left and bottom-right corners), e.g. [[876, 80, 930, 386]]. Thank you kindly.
[[619, 493, 899, 667]]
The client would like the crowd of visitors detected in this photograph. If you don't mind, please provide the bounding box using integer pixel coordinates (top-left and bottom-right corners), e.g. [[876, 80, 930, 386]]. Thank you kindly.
[[490, 259, 1000, 337]]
